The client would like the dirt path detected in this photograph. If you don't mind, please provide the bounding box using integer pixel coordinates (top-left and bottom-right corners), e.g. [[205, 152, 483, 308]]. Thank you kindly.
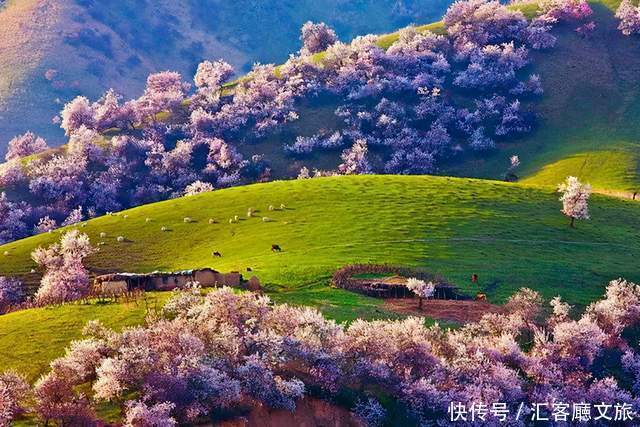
[[383, 298, 504, 323]]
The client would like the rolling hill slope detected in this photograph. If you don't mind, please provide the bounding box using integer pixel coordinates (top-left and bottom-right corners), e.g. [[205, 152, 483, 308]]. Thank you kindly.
[[0, 0, 451, 153], [1, 174, 639, 382], [1, 175, 638, 306]]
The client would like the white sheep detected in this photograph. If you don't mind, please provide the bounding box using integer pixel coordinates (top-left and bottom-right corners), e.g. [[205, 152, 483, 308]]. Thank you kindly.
[[99, 232, 107, 238], [183, 217, 192, 223], [268, 205, 275, 211], [81, 223, 87, 228], [234, 215, 239, 222], [3, 251, 9, 256], [123, 214, 129, 219], [145, 218, 152, 223], [117, 236, 125, 242], [30, 269, 36, 274], [262, 217, 271, 222], [247, 208, 254, 217], [280, 204, 286, 209], [208, 218, 216, 224], [161, 226, 168, 232], [229, 218, 235, 224]]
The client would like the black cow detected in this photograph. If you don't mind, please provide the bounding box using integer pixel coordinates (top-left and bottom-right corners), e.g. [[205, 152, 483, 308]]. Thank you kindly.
[[213, 251, 222, 257]]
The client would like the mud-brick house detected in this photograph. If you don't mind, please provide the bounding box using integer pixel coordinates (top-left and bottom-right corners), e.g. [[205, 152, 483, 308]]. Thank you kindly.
[[95, 268, 257, 293]]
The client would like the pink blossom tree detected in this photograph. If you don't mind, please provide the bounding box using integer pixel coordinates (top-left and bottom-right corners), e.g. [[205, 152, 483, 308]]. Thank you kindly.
[[60, 96, 95, 136], [5, 132, 49, 161], [32, 230, 95, 305], [405, 278, 435, 309], [558, 176, 591, 227], [136, 72, 191, 123], [338, 139, 371, 175], [34, 216, 58, 234], [616, 0, 640, 36], [124, 401, 177, 427], [183, 180, 214, 196], [300, 21, 338, 56], [0, 371, 30, 426]]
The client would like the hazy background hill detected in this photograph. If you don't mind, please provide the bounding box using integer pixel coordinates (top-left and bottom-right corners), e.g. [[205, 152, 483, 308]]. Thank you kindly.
[[0, 0, 451, 154]]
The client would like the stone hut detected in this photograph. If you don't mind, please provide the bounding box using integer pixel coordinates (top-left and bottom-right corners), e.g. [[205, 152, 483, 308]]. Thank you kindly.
[[95, 268, 256, 293]]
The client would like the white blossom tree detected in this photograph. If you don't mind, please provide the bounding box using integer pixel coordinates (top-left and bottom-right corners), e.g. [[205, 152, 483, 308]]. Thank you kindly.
[[406, 278, 435, 309], [558, 176, 591, 228]]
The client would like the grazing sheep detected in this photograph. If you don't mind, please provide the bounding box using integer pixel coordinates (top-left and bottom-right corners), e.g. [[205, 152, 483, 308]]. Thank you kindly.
[[234, 215, 239, 222], [271, 244, 282, 252], [123, 214, 129, 219], [3, 251, 9, 256], [161, 226, 168, 232], [183, 217, 192, 223], [98, 241, 106, 246], [117, 236, 125, 242], [213, 251, 222, 257], [229, 218, 235, 224], [262, 217, 271, 222], [268, 205, 274, 211], [145, 218, 152, 223], [30, 269, 36, 273], [81, 223, 87, 228], [208, 218, 217, 224], [280, 204, 286, 209], [100, 232, 107, 238], [247, 208, 254, 217]]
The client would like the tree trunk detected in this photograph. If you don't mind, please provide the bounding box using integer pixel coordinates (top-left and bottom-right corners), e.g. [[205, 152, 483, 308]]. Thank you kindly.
[[570, 217, 575, 228], [419, 297, 423, 310]]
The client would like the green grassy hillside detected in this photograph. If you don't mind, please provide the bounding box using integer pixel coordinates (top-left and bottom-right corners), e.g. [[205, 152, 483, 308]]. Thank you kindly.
[[2, 175, 639, 306], [446, 0, 640, 196], [1, 175, 639, 382]]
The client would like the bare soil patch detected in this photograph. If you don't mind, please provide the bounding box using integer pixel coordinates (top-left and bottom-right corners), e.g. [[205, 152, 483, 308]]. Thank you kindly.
[[383, 298, 504, 323]]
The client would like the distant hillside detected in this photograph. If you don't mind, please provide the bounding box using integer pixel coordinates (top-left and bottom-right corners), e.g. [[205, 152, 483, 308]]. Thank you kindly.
[[0, 0, 451, 153], [444, 0, 640, 195]]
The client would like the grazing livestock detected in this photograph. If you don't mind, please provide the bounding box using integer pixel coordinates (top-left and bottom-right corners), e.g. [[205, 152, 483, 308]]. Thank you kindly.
[[213, 251, 222, 258], [271, 244, 282, 252]]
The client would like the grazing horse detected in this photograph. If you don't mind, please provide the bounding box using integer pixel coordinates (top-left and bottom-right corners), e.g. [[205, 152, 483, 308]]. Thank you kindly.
[[271, 244, 282, 252], [213, 251, 222, 257]]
